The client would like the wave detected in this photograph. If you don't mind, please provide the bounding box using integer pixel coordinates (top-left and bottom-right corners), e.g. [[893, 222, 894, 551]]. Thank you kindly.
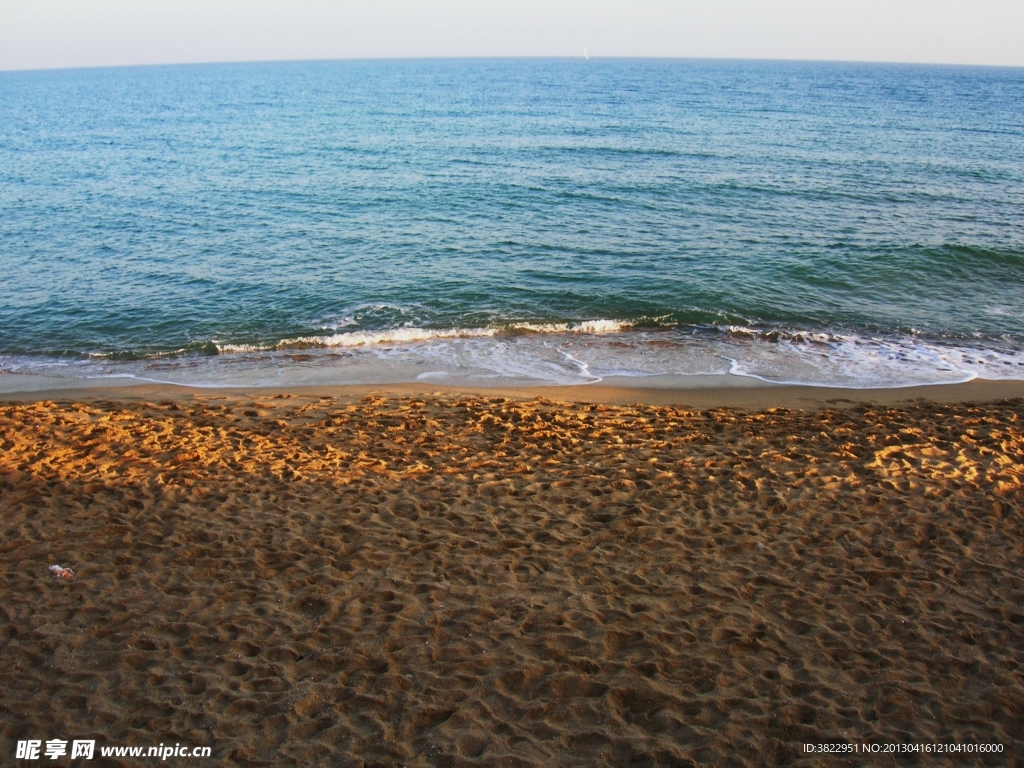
[[214, 319, 635, 353], [507, 319, 632, 335], [3, 319, 1022, 394], [215, 327, 497, 353], [720, 326, 837, 344]]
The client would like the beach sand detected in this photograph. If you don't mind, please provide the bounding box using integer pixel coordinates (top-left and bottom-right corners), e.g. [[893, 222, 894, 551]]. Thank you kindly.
[[1, 383, 1023, 765]]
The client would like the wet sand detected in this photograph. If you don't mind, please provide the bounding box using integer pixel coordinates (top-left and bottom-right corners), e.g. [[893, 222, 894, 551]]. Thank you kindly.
[[1, 383, 1022, 765]]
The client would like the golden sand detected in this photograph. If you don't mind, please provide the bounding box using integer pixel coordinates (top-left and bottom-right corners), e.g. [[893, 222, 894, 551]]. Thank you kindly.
[[1, 392, 1022, 765]]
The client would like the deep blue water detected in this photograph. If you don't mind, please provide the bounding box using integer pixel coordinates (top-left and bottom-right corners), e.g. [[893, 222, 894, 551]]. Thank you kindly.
[[1, 58, 1023, 389]]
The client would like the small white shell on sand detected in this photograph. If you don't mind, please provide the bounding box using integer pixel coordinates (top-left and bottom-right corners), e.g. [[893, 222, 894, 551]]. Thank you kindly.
[[48, 565, 74, 579]]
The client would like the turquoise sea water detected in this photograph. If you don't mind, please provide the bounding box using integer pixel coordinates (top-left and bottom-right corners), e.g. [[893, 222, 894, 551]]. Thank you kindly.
[[1, 59, 1023, 390]]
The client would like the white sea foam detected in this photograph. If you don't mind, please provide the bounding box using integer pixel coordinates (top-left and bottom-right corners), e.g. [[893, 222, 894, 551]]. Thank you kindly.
[[722, 331, 1024, 388], [213, 342, 271, 354], [215, 319, 630, 353], [215, 326, 498, 353], [313, 326, 499, 347], [509, 319, 630, 335], [2, 324, 1023, 393]]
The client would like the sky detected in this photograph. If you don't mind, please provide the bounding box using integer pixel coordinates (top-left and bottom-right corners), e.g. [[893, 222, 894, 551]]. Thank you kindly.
[[1, 0, 1022, 72]]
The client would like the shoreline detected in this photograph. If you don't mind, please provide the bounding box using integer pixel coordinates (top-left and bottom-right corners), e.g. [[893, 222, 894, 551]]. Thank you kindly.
[[3, 376, 1024, 409]]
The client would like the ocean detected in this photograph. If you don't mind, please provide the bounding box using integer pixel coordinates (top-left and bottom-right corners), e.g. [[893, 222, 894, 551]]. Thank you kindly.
[[1, 58, 1023, 392]]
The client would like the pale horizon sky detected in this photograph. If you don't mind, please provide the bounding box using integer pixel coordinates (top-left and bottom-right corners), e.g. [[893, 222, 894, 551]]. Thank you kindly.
[[1, 0, 1022, 73]]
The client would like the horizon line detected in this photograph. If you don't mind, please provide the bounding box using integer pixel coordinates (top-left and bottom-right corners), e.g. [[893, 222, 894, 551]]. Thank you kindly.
[[3, 54, 1022, 77]]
